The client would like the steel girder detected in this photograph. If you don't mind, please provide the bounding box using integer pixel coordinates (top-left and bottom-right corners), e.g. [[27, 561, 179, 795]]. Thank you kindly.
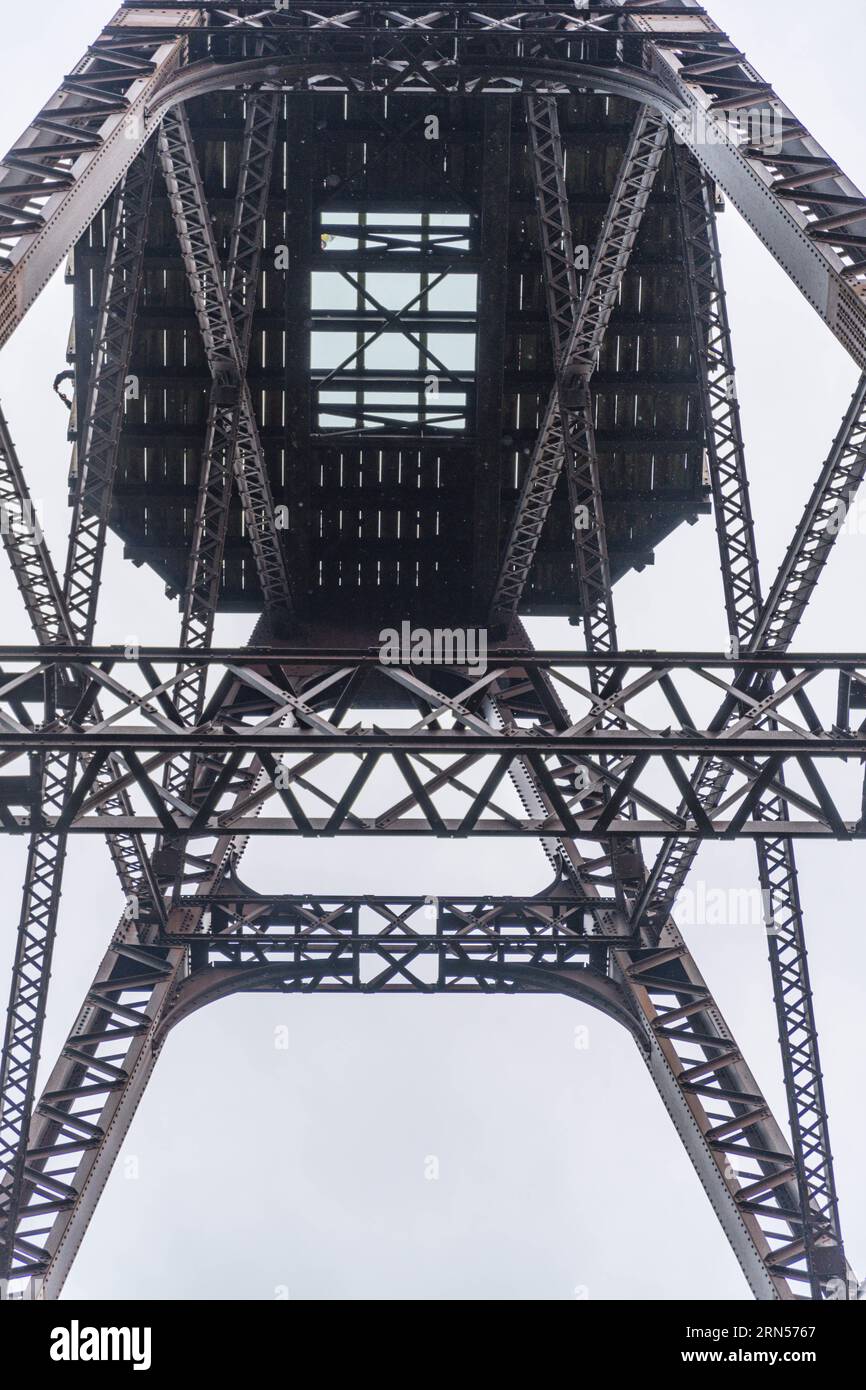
[[672, 142, 761, 646], [489, 597, 855, 1297], [1, 657, 300, 1296], [0, 395, 164, 1283], [737, 382, 866, 1268], [758, 832, 844, 1293], [155, 953, 646, 1042], [225, 92, 278, 366], [757, 379, 866, 654], [64, 143, 157, 644], [0, 877, 645, 1294], [525, 93, 616, 663], [4, 154, 163, 903], [151, 892, 646, 1031], [153, 93, 281, 911], [526, 96, 582, 375], [0, 400, 155, 900], [489, 656, 816, 1300], [110, 78, 282, 974], [0, 746, 73, 1282], [0, 7, 199, 347], [520, 86, 662, 927], [491, 119, 853, 1269], [157, 105, 293, 633], [491, 102, 668, 629], [0, 99, 286, 1272], [0, 602, 273, 1289], [671, 141, 845, 1294], [4, 835, 236, 1292], [642, 374, 866, 920], [0, 411, 69, 645], [158, 92, 281, 808], [472, 98, 512, 610], [3, 411, 287, 1292], [0, 405, 161, 907], [0, 518, 856, 1275], [0, 94, 277, 1279], [0, 650, 863, 843], [523, 91, 651, 954], [0, 641, 268, 1289]]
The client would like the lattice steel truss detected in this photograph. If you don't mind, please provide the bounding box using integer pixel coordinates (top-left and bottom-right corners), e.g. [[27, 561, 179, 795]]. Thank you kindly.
[[0, 0, 864, 1304]]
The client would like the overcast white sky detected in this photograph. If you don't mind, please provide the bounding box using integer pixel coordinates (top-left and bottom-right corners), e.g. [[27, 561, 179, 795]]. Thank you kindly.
[[1, 0, 865, 1301]]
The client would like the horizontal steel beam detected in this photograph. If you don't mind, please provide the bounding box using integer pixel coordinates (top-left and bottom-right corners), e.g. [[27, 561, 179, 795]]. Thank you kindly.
[[6, 818, 859, 840], [0, 646, 859, 669], [0, 731, 862, 756]]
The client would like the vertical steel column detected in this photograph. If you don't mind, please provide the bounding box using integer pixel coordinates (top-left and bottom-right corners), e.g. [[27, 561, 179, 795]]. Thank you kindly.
[[492, 104, 667, 631], [0, 406, 72, 1282], [3, 665, 287, 1296], [472, 98, 511, 616], [526, 94, 617, 669], [640, 373, 866, 917], [158, 103, 292, 634], [502, 107, 808, 1295], [0, 756, 72, 1286], [0, 100, 289, 1288], [157, 94, 281, 823], [0, 385, 161, 1282], [490, 648, 798, 1300], [497, 106, 839, 1293], [526, 100, 666, 858], [60, 143, 165, 910], [669, 141, 846, 1295], [64, 142, 157, 643]]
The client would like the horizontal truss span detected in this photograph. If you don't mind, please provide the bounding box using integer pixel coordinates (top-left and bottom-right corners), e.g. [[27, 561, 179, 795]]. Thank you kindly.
[[169, 892, 631, 944], [150, 894, 650, 1030], [0, 650, 864, 839]]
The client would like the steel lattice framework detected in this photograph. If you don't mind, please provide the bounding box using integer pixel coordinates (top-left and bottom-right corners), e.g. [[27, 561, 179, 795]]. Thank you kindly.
[[0, 0, 864, 1303]]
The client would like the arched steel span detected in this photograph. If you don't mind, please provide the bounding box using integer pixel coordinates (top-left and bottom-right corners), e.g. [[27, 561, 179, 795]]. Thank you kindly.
[[0, 52, 680, 352], [152, 961, 652, 1054], [146, 54, 866, 369], [149, 56, 678, 117], [4, 16, 866, 366]]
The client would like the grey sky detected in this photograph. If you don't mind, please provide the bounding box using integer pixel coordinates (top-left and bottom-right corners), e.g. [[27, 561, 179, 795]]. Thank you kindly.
[[0, 0, 864, 1300]]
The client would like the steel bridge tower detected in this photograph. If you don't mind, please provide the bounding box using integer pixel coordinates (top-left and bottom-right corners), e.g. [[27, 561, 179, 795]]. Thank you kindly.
[[0, 0, 864, 1301]]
